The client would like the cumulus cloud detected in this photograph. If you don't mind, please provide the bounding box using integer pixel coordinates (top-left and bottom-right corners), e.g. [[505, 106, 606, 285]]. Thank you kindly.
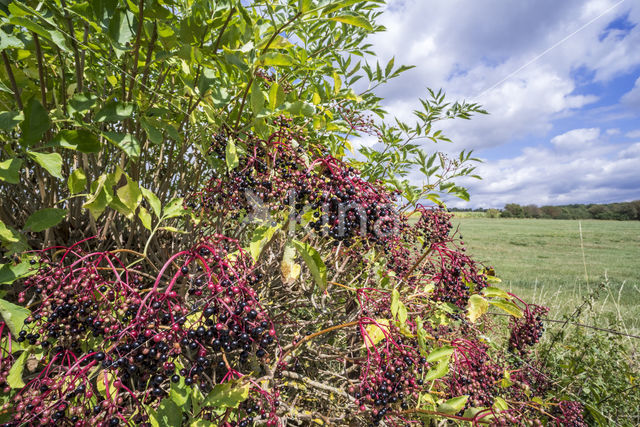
[[621, 76, 640, 109], [362, 0, 640, 206], [449, 128, 640, 208]]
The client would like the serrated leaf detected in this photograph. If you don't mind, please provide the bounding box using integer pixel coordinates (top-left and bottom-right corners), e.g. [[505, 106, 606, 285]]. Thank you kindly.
[[21, 98, 50, 146], [390, 289, 400, 319], [203, 379, 249, 408], [7, 350, 29, 388], [416, 316, 428, 356], [363, 319, 389, 346], [0, 157, 22, 184], [82, 174, 112, 220], [24, 208, 66, 232], [258, 52, 294, 66], [249, 225, 279, 262], [149, 398, 182, 427], [482, 286, 510, 299], [141, 187, 161, 217], [51, 129, 101, 153], [116, 175, 142, 219], [268, 83, 285, 110], [162, 197, 184, 219], [493, 396, 509, 411], [27, 151, 63, 179], [467, 294, 488, 323], [0, 220, 20, 243], [426, 346, 454, 363], [225, 138, 239, 170], [291, 240, 327, 291], [0, 260, 34, 285], [488, 299, 523, 318], [68, 93, 98, 115], [68, 168, 87, 194], [250, 80, 265, 114], [0, 111, 23, 130], [0, 298, 30, 336], [397, 301, 408, 325], [329, 14, 373, 31], [102, 132, 140, 158], [170, 375, 190, 407], [299, 0, 312, 12], [138, 206, 152, 230], [424, 358, 449, 381], [437, 395, 469, 415]]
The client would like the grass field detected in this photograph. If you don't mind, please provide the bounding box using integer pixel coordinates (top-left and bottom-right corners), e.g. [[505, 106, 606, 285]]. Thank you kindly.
[[453, 218, 640, 334]]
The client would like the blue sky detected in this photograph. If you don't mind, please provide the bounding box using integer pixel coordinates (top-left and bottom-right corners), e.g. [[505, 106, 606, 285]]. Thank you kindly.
[[357, 0, 640, 208]]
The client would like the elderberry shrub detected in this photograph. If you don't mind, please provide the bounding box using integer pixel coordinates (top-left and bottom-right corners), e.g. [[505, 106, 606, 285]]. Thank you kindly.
[[5, 237, 280, 426]]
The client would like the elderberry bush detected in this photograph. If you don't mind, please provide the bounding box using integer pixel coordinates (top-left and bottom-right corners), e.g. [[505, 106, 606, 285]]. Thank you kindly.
[[0, 123, 589, 426]]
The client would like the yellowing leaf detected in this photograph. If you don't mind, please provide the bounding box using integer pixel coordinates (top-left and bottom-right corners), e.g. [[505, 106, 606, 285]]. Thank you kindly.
[[467, 294, 488, 323], [363, 319, 389, 346]]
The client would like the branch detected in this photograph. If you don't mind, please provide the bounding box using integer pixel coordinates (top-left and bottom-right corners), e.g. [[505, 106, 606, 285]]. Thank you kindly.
[[1, 51, 23, 109], [32, 33, 47, 107]]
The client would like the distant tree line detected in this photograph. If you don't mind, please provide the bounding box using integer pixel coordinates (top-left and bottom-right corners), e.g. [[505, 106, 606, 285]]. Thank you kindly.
[[450, 201, 640, 220]]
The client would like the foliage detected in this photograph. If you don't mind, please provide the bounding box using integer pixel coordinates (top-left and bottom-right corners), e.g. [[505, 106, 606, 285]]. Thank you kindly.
[[0, 0, 603, 425]]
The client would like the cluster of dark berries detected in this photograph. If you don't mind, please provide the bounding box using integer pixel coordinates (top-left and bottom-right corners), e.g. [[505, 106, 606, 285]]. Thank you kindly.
[[509, 304, 548, 356], [554, 400, 587, 426], [428, 247, 488, 308], [447, 342, 502, 408]]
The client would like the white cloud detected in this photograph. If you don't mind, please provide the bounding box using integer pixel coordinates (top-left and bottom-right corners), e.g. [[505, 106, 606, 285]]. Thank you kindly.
[[606, 128, 621, 135], [367, 0, 640, 151], [621, 76, 640, 110], [449, 129, 640, 208], [625, 129, 640, 138]]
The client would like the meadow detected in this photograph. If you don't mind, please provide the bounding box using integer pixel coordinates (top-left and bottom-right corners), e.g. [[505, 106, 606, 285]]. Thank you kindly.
[[453, 217, 640, 334]]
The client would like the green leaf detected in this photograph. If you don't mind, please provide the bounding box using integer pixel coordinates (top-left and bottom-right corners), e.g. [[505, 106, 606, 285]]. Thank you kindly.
[[103, 132, 141, 158], [116, 175, 142, 219], [0, 260, 34, 285], [268, 83, 285, 110], [96, 370, 118, 400], [141, 118, 163, 144], [390, 289, 400, 319], [437, 395, 469, 415], [24, 208, 66, 232], [0, 111, 23, 130], [258, 52, 295, 66], [225, 138, 239, 170], [0, 220, 20, 243], [397, 301, 408, 325], [68, 168, 87, 194], [162, 198, 184, 219], [27, 151, 63, 179], [148, 398, 182, 427], [416, 316, 428, 356], [424, 358, 449, 381], [329, 14, 373, 31], [0, 298, 30, 336], [203, 379, 250, 409], [7, 350, 29, 388], [482, 286, 510, 299], [68, 93, 98, 116], [83, 174, 112, 220], [0, 157, 23, 184], [250, 80, 265, 114], [467, 294, 488, 323], [169, 375, 190, 407], [426, 346, 454, 363], [51, 129, 101, 153], [493, 396, 509, 411], [95, 101, 135, 122], [291, 240, 327, 291], [488, 299, 523, 318], [20, 98, 50, 146], [138, 206, 152, 230], [141, 187, 161, 217], [322, 0, 364, 15], [299, 0, 312, 12], [108, 8, 135, 54], [249, 225, 279, 262]]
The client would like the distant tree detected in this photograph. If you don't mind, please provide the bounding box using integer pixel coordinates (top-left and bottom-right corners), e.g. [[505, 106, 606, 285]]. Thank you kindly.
[[486, 208, 500, 218], [504, 203, 524, 218], [541, 205, 563, 219], [523, 204, 541, 218]]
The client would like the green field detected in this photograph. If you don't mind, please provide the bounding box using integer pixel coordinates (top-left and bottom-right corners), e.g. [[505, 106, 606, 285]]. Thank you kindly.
[[454, 218, 640, 333]]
